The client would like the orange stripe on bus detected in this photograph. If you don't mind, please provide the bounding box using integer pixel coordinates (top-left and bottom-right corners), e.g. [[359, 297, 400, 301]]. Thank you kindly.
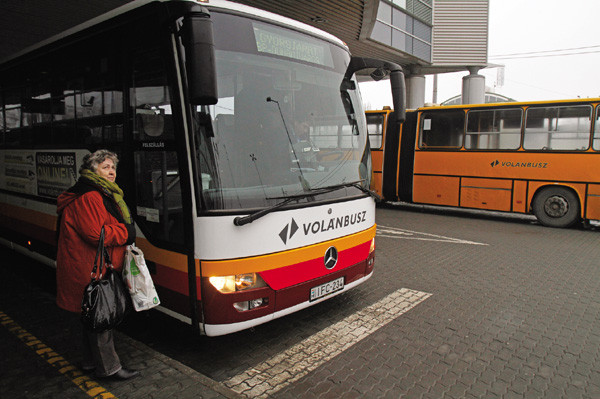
[[201, 225, 376, 277], [135, 237, 191, 273], [0, 203, 375, 280], [0, 203, 57, 231]]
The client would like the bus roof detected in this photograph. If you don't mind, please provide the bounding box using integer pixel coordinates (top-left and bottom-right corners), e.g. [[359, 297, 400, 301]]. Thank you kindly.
[[0, 0, 347, 65], [206, 0, 346, 48], [417, 97, 600, 111]]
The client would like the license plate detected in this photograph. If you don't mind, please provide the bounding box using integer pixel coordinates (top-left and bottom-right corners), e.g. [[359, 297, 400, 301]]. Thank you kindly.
[[310, 277, 344, 301]]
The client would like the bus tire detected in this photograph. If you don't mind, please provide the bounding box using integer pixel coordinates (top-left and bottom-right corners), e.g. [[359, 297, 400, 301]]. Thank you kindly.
[[532, 187, 580, 228]]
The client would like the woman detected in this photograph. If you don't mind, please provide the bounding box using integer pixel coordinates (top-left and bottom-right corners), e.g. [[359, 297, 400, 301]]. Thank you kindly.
[[56, 149, 138, 380]]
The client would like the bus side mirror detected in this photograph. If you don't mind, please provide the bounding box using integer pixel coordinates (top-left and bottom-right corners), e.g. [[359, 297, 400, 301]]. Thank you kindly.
[[182, 14, 218, 105], [390, 70, 406, 123], [345, 57, 406, 123]]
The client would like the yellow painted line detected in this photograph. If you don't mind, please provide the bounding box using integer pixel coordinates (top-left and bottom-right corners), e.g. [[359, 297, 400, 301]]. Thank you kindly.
[[0, 310, 117, 399]]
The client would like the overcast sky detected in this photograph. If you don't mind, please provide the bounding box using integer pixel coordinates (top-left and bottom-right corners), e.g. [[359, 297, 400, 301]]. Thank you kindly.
[[360, 0, 600, 109]]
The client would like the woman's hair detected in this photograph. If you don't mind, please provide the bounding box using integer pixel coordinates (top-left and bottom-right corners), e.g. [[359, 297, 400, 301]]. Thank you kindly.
[[79, 149, 119, 174]]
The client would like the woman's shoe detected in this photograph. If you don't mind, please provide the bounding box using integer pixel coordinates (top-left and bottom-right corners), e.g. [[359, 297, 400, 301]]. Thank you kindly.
[[112, 368, 139, 380]]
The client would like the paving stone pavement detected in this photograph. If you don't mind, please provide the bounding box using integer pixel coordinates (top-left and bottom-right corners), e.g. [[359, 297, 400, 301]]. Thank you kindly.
[[2, 203, 600, 398], [0, 254, 242, 399], [272, 204, 600, 398]]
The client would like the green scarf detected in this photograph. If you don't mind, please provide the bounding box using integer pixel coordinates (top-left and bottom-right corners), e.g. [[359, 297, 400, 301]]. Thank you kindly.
[[80, 169, 132, 224]]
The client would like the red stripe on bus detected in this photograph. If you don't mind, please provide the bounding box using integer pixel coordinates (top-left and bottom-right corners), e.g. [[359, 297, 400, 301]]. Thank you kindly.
[[259, 241, 371, 290]]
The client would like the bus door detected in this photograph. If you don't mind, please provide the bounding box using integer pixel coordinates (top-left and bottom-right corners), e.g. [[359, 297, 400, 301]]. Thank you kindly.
[[366, 110, 387, 197], [127, 38, 199, 326], [381, 109, 417, 202]]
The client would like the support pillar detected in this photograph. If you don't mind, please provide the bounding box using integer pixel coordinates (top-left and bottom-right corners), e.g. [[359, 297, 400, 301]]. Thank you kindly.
[[406, 74, 426, 109], [461, 67, 485, 104]]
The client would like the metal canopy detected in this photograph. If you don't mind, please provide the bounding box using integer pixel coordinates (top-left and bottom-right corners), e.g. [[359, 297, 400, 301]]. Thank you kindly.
[[0, 0, 418, 68], [0, 0, 485, 75], [0, 0, 131, 62]]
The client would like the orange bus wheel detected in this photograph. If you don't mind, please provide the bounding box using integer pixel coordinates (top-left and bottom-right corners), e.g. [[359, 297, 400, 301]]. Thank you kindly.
[[532, 187, 580, 228]]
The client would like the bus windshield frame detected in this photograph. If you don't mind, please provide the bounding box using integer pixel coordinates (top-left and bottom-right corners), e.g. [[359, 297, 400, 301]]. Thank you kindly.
[[191, 11, 369, 212]]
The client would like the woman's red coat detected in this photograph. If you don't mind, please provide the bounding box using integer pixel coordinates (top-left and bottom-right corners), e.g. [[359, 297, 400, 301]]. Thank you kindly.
[[56, 190, 129, 313]]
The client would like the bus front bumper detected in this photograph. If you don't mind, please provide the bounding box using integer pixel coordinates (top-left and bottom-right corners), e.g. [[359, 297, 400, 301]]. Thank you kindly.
[[201, 252, 374, 337]]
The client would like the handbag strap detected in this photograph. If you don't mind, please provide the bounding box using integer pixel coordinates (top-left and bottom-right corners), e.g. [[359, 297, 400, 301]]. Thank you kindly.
[[91, 227, 107, 280]]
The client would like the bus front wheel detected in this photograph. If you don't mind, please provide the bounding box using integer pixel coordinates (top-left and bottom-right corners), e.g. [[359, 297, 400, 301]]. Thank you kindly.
[[532, 187, 580, 228]]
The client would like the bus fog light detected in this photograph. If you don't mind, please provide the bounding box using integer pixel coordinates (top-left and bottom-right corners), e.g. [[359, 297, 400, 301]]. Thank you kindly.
[[233, 297, 268, 312], [250, 298, 265, 308], [233, 301, 249, 311]]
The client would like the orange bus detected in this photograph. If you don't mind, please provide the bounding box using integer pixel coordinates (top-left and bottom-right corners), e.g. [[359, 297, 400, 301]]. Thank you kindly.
[[368, 98, 600, 227]]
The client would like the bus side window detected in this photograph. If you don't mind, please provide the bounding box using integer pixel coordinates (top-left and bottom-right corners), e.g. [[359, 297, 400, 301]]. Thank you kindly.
[[420, 110, 464, 148], [524, 105, 591, 151], [594, 106, 600, 151], [366, 113, 384, 149], [465, 108, 522, 150], [2, 88, 23, 147]]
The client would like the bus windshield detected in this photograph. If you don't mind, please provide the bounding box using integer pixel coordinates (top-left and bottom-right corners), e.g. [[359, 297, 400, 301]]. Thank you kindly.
[[193, 11, 368, 211]]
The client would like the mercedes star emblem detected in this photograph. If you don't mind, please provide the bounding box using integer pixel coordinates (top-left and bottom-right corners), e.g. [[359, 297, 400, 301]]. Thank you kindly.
[[324, 246, 338, 270]]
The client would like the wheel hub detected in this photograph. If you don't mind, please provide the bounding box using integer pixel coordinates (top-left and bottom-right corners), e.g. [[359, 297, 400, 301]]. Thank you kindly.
[[544, 195, 568, 218]]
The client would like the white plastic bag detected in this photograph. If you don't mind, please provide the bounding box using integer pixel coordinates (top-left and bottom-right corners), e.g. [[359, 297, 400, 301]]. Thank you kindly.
[[123, 244, 160, 311]]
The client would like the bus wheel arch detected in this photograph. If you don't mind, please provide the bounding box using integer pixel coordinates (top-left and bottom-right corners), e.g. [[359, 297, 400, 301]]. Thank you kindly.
[[531, 185, 581, 228]]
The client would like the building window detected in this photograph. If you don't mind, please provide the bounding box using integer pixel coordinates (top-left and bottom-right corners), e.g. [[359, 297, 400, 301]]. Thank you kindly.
[[371, 1, 432, 62]]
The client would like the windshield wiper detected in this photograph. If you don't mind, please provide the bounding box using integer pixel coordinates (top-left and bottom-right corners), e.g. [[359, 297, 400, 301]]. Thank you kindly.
[[269, 180, 380, 201], [233, 180, 379, 226], [310, 180, 381, 201], [233, 188, 320, 226], [332, 180, 382, 201], [233, 197, 297, 226]]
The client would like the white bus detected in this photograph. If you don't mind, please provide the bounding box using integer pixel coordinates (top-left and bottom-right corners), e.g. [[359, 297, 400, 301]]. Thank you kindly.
[[0, 0, 406, 336]]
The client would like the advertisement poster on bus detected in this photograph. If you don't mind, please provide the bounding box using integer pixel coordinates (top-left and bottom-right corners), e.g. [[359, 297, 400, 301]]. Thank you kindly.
[[35, 152, 77, 198], [0, 151, 37, 196], [0, 151, 79, 198]]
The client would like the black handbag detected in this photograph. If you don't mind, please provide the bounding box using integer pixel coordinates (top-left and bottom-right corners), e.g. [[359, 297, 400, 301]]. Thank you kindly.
[[81, 227, 130, 332]]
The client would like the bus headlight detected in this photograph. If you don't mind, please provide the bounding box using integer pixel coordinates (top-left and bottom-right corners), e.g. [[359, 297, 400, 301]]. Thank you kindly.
[[209, 276, 236, 292], [209, 273, 267, 293], [236, 273, 257, 290]]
